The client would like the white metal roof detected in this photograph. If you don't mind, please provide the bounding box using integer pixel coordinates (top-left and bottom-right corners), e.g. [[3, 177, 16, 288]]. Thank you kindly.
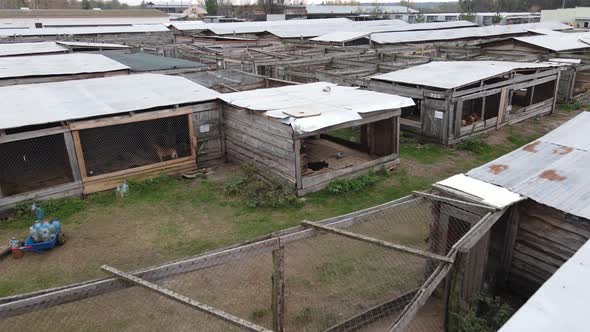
[[371, 61, 556, 90], [435, 174, 524, 209], [170, 18, 413, 38], [0, 24, 169, 37], [310, 20, 476, 43], [55, 41, 130, 49], [219, 82, 414, 134], [499, 238, 590, 332], [513, 32, 590, 51], [170, 18, 351, 34], [305, 5, 418, 14], [0, 53, 129, 79], [0, 73, 219, 130], [0, 41, 68, 57], [370, 22, 571, 45]]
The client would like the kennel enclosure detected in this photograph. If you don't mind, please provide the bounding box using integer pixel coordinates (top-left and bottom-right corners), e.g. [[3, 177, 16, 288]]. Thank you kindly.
[[370, 61, 561, 145], [219, 82, 414, 195], [0, 73, 219, 210]]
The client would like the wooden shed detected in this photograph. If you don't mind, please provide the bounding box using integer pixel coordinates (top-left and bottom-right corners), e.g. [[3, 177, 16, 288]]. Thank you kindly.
[[0, 53, 129, 86], [481, 32, 590, 101], [219, 82, 414, 195], [430, 112, 590, 326], [370, 61, 561, 145], [0, 74, 219, 211]]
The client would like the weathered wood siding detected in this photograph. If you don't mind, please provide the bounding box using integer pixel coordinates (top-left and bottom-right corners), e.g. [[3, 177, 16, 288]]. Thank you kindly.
[[222, 104, 296, 184], [506, 200, 590, 295]]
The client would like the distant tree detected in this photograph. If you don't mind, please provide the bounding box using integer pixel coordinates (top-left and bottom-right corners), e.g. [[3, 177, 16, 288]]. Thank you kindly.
[[205, 0, 218, 15], [81, 0, 91, 9], [492, 13, 503, 24]]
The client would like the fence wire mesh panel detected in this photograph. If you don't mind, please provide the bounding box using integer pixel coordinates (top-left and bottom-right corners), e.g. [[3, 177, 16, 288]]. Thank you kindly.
[[283, 232, 439, 332], [0, 133, 74, 197], [160, 249, 275, 329], [0, 195, 492, 331], [78, 115, 191, 177], [0, 287, 245, 331]]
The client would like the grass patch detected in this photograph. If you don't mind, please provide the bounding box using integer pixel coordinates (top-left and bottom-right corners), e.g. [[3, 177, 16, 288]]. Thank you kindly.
[[325, 171, 380, 194], [224, 162, 302, 208], [400, 134, 449, 164], [327, 127, 361, 143]]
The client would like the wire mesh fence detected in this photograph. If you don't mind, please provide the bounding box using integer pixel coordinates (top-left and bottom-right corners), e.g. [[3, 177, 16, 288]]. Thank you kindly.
[[0, 133, 74, 197], [78, 115, 192, 177], [0, 195, 494, 332]]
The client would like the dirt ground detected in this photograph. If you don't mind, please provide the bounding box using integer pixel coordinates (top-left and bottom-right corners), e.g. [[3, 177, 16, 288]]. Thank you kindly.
[[0, 108, 583, 331]]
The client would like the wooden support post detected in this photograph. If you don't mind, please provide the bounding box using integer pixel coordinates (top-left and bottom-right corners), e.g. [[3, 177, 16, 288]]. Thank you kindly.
[[551, 71, 561, 114], [102, 265, 272, 332], [294, 139, 302, 190], [500, 205, 520, 284], [70, 130, 87, 180], [63, 132, 82, 183], [301, 220, 453, 263], [389, 256, 455, 332], [271, 244, 285, 332], [497, 88, 508, 129]]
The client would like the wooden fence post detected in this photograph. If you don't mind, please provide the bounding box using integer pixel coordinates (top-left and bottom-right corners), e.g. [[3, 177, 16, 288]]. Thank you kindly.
[[272, 243, 285, 332]]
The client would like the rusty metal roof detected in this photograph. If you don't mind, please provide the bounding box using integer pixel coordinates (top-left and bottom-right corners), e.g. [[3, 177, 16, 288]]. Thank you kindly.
[[466, 112, 590, 219]]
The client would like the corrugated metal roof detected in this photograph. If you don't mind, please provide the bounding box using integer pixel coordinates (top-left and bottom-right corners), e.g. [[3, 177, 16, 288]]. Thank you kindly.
[[101, 51, 206, 72], [371, 61, 556, 90], [513, 32, 590, 51], [467, 112, 590, 220], [0, 73, 219, 131], [370, 22, 571, 45], [0, 24, 170, 37], [0, 41, 68, 57], [0, 53, 129, 79], [499, 238, 590, 332], [219, 82, 414, 134], [310, 20, 477, 43]]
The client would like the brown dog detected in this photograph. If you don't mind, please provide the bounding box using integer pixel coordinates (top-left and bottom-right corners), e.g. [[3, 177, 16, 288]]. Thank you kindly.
[[153, 145, 178, 162]]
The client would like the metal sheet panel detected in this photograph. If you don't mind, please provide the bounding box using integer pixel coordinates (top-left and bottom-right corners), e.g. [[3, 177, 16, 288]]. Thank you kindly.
[[467, 112, 590, 220], [0, 53, 129, 79], [219, 82, 414, 134], [0, 73, 219, 130], [310, 20, 477, 43], [0, 24, 170, 37], [0, 41, 68, 57], [513, 32, 590, 51], [371, 61, 557, 90], [370, 22, 572, 45], [101, 51, 206, 72]]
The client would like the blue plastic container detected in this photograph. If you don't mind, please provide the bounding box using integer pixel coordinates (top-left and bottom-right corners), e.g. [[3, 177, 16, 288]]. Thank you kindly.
[[24, 222, 61, 253]]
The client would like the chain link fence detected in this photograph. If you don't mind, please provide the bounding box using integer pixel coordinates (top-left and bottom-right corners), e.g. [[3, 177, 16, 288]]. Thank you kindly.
[[0, 194, 499, 331]]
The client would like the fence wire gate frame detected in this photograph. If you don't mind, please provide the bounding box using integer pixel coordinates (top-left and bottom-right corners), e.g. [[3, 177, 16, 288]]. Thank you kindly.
[[0, 195, 491, 332]]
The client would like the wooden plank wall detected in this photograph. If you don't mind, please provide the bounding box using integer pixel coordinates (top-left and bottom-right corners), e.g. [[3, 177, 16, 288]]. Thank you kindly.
[[222, 104, 297, 185], [506, 200, 590, 296]]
